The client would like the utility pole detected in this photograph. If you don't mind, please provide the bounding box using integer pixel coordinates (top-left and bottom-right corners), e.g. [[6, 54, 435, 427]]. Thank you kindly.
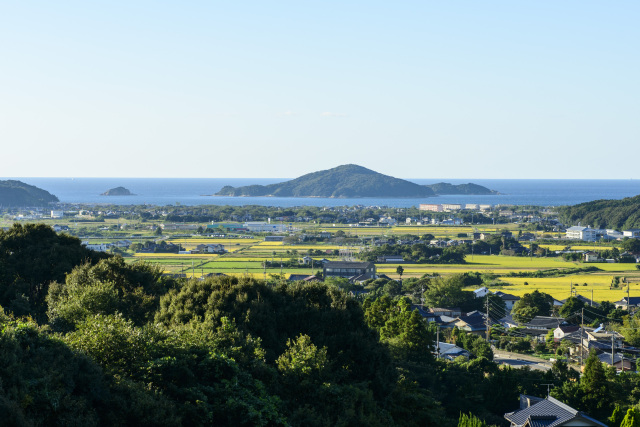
[[612, 329, 615, 371], [486, 297, 490, 342], [580, 308, 584, 368], [436, 326, 440, 359], [542, 384, 554, 397]]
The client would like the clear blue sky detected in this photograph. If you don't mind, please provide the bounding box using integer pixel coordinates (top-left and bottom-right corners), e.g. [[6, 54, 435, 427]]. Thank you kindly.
[[1, 1, 638, 178]]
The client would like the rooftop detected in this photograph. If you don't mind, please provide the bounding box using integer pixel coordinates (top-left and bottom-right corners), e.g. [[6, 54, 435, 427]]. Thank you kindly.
[[505, 395, 606, 427], [324, 261, 375, 269]]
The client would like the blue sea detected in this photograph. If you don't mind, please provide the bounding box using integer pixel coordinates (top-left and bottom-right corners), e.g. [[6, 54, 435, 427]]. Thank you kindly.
[[4, 178, 640, 208]]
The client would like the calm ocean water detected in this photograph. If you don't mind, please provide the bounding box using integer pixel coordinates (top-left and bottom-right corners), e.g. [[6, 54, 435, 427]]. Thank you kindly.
[[5, 178, 640, 208]]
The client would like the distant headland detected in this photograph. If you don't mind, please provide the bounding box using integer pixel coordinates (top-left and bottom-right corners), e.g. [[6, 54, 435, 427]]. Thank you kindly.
[[214, 164, 499, 198], [0, 180, 59, 206]]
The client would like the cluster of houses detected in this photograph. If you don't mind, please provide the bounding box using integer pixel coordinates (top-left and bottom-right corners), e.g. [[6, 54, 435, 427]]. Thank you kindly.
[[206, 221, 291, 233], [82, 239, 132, 252], [566, 226, 640, 242], [416, 286, 640, 374], [419, 203, 494, 212], [186, 244, 227, 254]]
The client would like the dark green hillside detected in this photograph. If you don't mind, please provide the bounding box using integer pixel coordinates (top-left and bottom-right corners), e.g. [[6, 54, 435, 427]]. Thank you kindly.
[[216, 164, 497, 198], [0, 180, 59, 206], [557, 194, 640, 229]]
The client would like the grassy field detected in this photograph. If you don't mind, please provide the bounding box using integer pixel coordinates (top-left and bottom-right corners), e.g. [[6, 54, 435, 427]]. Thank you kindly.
[[375, 255, 640, 302], [123, 234, 640, 301], [498, 275, 640, 302]]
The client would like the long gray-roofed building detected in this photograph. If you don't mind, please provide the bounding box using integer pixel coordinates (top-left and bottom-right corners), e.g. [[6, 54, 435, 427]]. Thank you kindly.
[[323, 261, 376, 281]]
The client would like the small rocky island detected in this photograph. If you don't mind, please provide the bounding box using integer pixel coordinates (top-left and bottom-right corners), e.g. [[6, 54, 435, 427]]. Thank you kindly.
[[101, 186, 134, 196]]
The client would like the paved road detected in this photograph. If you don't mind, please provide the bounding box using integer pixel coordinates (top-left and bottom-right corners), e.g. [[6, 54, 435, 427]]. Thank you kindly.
[[493, 350, 553, 372]]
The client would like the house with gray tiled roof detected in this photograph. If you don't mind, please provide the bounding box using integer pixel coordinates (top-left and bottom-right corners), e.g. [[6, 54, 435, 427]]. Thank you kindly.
[[323, 261, 376, 281], [614, 296, 640, 309], [597, 353, 636, 372], [436, 342, 470, 360], [523, 316, 568, 331], [504, 395, 606, 426], [494, 291, 520, 311]]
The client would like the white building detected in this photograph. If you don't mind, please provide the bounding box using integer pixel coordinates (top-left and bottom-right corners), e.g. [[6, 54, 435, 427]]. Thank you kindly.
[[243, 222, 288, 233], [196, 244, 226, 254], [379, 217, 397, 226], [566, 226, 597, 242], [419, 204, 443, 212], [442, 203, 462, 211], [473, 287, 490, 298], [83, 242, 111, 252], [50, 210, 64, 219], [440, 218, 463, 226], [623, 229, 640, 238]]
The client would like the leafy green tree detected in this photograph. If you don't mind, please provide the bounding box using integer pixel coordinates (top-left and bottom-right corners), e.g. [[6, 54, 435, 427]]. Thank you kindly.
[[620, 407, 640, 427], [66, 313, 285, 426], [155, 276, 397, 423], [47, 257, 175, 330], [558, 296, 585, 318], [277, 334, 328, 379], [0, 223, 108, 319], [0, 309, 107, 425], [386, 373, 446, 426], [511, 290, 554, 323], [609, 404, 625, 427], [618, 315, 640, 346], [379, 299, 435, 363], [453, 328, 493, 360], [579, 351, 614, 420], [457, 412, 497, 427], [550, 359, 579, 384], [382, 280, 403, 297], [423, 274, 477, 311], [396, 265, 404, 280]]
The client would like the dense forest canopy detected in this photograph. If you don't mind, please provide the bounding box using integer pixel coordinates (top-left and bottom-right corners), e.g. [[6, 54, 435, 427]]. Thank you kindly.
[[558, 194, 640, 230]]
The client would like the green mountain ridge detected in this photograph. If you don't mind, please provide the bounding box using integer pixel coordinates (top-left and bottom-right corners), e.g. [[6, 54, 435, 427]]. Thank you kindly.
[[215, 164, 498, 198], [558, 194, 640, 230], [0, 180, 59, 206]]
